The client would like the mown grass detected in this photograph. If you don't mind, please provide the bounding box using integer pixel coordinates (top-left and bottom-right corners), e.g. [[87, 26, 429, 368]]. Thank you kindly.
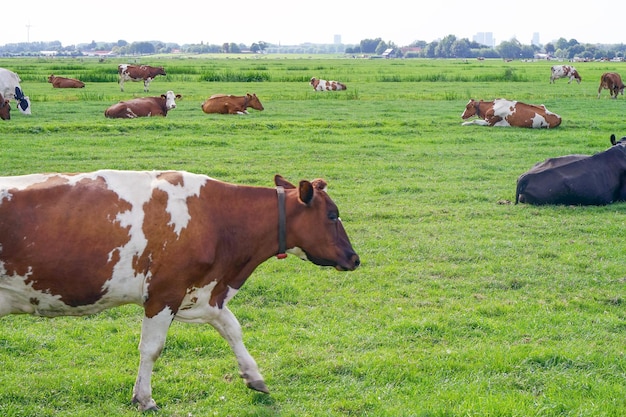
[[0, 56, 625, 417]]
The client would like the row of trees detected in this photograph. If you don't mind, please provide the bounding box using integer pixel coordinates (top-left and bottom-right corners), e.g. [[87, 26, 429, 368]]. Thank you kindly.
[[1, 36, 626, 60]]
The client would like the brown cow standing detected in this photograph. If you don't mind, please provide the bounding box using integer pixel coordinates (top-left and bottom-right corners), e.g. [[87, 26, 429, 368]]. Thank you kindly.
[[0, 92, 10, 120], [201, 93, 264, 114], [118, 64, 166, 92], [461, 98, 562, 128], [0, 171, 359, 411], [104, 90, 181, 118], [597, 72, 625, 98], [47, 74, 85, 88]]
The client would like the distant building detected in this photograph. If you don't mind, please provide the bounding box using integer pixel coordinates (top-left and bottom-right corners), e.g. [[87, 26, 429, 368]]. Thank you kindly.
[[532, 32, 540, 47], [473, 32, 495, 48]]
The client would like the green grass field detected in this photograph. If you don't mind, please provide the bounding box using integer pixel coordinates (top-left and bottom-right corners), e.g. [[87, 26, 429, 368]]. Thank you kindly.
[[0, 56, 625, 417]]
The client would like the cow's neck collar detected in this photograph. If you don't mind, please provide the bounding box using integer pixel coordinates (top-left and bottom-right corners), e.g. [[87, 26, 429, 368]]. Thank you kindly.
[[276, 186, 288, 259]]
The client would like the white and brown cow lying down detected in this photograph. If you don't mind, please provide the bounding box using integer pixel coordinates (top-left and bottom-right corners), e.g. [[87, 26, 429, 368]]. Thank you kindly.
[[550, 65, 581, 84], [310, 77, 347, 91], [461, 98, 562, 128], [47, 74, 85, 88], [0, 92, 10, 120], [104, 90, 181, 118], [201, 93, 264, 114], [597, 72, 625, 99], [0, 170, 360, 411]]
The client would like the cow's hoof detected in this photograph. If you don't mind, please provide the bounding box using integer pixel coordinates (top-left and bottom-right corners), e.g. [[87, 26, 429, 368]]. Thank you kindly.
[[247, 380, 270, 394]]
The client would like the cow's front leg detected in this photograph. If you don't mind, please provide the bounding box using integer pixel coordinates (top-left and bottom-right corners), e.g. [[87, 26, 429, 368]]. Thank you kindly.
[[210, 306, 268, 393], [132, 308, 175, 411]]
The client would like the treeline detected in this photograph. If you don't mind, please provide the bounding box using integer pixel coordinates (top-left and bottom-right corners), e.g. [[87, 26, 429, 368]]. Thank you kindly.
[[2, 35, 626, 60]]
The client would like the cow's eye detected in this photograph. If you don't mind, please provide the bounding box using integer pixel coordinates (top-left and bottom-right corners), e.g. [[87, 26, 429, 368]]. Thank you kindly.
[[328, 211, 338, 221]]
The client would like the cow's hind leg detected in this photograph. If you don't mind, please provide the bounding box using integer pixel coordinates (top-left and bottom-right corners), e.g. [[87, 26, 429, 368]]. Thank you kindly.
[[132, 308, 175, 411], [209, 306, 268, 393], [143, 78, 152, 92]]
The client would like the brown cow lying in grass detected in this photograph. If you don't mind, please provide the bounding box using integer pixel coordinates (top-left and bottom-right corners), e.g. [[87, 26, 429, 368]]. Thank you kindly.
[[104, 90, 181, 118], [48, 75, 85, 88], [201, 93, 264, 114]]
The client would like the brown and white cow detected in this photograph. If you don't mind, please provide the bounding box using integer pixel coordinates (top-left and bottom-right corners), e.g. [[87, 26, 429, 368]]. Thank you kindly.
[[597, 72, 625, 99], [310, 77, 347, 91], [48, 74, 85, 88], [104, 90, 181, 118], [0, 92, 10, 120], [461, 98, 562, 128], [0, 170, 360, 411], [550, 65, 581, 84], [201, 93, 264, 114], [118, 64, 166, 92]]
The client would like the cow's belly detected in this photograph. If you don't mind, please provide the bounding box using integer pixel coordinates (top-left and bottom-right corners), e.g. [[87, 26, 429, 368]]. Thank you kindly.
[[0, 273, 145, 317]]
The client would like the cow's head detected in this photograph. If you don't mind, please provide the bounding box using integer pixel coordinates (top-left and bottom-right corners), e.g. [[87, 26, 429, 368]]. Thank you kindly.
[[572, 70, 582, 83], [14, 87, 31, 115], [47, 74, 55, 83], [461, 99, 480, 119], [0, 93, 10, 120], [246, 93, 264, 111], [309, 77, 319, 88], [161, 90, 182, 110], [275, 175, 360, 271]]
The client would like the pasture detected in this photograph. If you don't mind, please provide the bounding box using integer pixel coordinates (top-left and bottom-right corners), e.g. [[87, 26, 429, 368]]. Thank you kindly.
[[0, 56, 625, 416]]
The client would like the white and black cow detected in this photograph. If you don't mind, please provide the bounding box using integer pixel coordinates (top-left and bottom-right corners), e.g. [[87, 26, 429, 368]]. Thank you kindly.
[[516, 134, 626, 205], [0, 68, 31, 115], [550, 65, 581, 84]]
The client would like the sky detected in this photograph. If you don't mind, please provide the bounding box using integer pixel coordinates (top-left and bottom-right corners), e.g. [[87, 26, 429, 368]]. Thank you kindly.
[[3, 1, 626, 48]]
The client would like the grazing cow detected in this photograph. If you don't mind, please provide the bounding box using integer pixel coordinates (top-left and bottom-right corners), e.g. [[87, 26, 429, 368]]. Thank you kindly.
[[0, 171, 360, 411], [104, 90, 181, 118], [0, 68, 31, 115], [597, 72, 625, 99], [47, 74, 85, 88], [310, 77, 347, 91], [461, 98, 562, 128], [118, 64, 166, 92], [516, 134, 626, 205], [550, 65, 581, 84], [201, 93, 264, 114], [0, 92, 10, 120]]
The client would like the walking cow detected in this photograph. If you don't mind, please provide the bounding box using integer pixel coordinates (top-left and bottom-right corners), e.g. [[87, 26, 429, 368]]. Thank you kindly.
[[597, 72, 625, 99], [0, 171, 360, 411], [118, 64, 166, 92]]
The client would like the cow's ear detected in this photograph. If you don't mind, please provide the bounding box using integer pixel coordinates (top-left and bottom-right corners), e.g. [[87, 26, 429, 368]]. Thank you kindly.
[[611, 134, 617, 146], [176, 95, 182, 99], [311, 178, 328, 192], [275, 174, 295, 189], [161, 94, 167, 99], [298, 180, 314, 205]]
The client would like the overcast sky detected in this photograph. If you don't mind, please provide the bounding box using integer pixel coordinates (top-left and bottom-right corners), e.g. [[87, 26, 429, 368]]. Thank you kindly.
[[3, 1, 626, 47]]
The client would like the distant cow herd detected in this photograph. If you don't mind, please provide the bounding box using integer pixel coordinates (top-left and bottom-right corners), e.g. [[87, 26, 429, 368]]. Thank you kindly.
[[0, 64, 348, 121]]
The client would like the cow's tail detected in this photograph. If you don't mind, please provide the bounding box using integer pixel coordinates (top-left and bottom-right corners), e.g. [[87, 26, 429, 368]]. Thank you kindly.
[[515, 175, 527, 204]]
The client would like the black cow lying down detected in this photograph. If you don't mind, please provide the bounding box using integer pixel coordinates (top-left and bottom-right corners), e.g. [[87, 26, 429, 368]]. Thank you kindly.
[[516, 134, 626, 205]]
